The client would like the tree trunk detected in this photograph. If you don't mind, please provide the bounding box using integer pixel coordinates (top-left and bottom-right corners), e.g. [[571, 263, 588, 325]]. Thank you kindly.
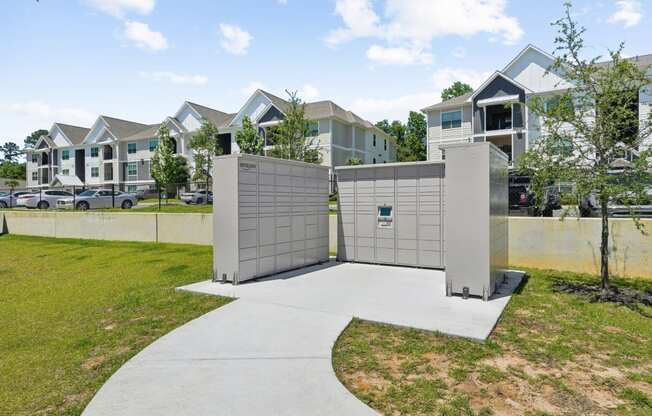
[[600, 196, 610, 292]]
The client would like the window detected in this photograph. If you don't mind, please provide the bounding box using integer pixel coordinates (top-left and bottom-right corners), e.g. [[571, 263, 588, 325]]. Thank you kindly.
[[149, 139, 159, 152], [306, 122, 319, 137], [62, 150, 70, 160], [373, 158, 376, 164], [127, 185, 138, 193], [441, 110, 462, 129], [31, 154, 38, 163], [32, 172, 38, 181], [384, 139, 387, 151], [90, 147, 99, 158], [127, 143, 137, 154], [127, 162, 137, 176], [62, 169, 70, 175], [91, 167, 99, 178], [373, 134, 377, 146]]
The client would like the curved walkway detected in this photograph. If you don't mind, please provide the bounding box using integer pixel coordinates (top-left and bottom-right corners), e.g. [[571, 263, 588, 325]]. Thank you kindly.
[[83, 263, 521, 416]]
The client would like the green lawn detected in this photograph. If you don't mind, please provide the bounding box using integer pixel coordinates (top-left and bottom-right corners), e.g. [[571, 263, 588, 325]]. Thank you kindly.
[[333, 269, 652, 416], [0, 235, 230, 416], [133, 203, 213, 213]]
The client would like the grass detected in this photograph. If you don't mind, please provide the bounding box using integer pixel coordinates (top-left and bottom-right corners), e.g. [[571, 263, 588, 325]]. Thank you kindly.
[[333, 268, 652, 416], [0, 235, 230, 415], [132, 203, 213, 213]]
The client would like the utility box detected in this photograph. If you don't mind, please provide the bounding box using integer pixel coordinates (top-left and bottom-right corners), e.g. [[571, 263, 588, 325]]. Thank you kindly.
[[441, 142, 509, 300], [213, 154, 330, 284], [335, 162, 445, 269]]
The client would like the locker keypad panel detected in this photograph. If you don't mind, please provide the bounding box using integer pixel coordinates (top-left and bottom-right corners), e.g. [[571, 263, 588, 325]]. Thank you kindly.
[[377, 206, 393, 228]]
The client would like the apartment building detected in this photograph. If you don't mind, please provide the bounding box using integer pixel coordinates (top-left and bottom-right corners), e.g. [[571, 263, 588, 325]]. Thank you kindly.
[[422, 45, 652, 166], [26, 89, 395, 191]]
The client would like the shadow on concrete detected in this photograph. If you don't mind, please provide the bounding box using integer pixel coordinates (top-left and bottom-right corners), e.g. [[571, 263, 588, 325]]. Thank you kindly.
[[490, 270, 527, 300]]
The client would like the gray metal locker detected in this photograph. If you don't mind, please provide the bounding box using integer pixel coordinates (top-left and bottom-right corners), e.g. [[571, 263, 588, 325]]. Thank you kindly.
[[335, 161, 445, 269], [213, 154, 330, 283], [441, 142, 509, 300]]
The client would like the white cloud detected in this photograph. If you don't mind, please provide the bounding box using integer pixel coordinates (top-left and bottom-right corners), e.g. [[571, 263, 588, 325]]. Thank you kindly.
[[608, 0, 642, 27], [366, 45, 433, 66], [86, 0, 155, 18], [349, 67, 491, 122], [299, 84, 320, 100], [431, 68, 491, 91], [139, 71, 208, 85], [241, 81, 267, 96], [326, 0, 523, 65], [277, 0, 288, 4], [0, 101, 96, 132], [123, 20, 168, 51], [219, 23, 253, 55]]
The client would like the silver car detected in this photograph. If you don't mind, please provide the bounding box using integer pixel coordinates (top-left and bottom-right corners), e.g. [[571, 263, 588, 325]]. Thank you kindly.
[[19, 190, 75, 209], [0, 191, 33, 208], [180, 190, 213, 204], [57, 189, 138, 210]]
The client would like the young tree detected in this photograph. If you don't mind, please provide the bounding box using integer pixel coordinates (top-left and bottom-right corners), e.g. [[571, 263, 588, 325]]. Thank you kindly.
[[518, 3, 652, 293], [4, 179, 19, 189], [269, 90, 321, 163], [151, 125, 189, 199], [24, 129, 48, 149], [441, 81, 473, 101], [189, 120, 223, 195], [235, 116, 264, 155]]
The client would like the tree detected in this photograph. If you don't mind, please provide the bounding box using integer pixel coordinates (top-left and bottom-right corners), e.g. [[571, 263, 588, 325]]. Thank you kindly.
[[0, 161, 26, 180], [1, 142, 23, 162], [400, 111, 427, 161], [390, 120, 405, 143], [517, 3, 652, 293], [346, 157, 363, 166], [269, 90, 321, 163], [236, 116, 264, 155], [441, 81, 473, 101], [4, 179, 19, 189], [24, 129, 48, 149], [151, 125, 189, 198], [189, 120, 223, 195], [375, 120, 391, 135]]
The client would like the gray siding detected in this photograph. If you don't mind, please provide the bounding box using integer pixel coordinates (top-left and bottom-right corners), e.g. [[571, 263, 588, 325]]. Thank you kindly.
[[473, 75, 526, 134]]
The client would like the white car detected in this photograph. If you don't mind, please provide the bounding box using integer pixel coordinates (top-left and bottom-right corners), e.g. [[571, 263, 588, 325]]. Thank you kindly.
[[57, 189, 138, 210], [0, 191, 33, 208], [19, 190, 75, 209]]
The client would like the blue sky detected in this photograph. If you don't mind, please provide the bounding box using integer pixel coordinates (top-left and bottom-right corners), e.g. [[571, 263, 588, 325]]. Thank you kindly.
[[1, 0, 650, 146]]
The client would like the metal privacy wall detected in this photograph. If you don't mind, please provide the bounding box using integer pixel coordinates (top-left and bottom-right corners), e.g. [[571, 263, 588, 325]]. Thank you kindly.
[[213, 154, 330, 283], [335, 162, 446, 268]]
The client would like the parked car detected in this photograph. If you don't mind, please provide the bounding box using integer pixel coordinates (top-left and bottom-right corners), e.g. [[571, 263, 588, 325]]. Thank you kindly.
[[180, 190, 213, 204], [0, 191, 32, 208], [526, 186, 562, 217], [19, 190, 75, 209], [57, 189, 138, 210]]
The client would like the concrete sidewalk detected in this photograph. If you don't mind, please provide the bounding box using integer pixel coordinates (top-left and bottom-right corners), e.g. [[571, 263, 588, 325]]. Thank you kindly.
[[83, 263, 521, 416]]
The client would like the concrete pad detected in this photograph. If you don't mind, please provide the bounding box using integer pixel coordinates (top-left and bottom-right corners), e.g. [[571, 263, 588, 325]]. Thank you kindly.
[[180, 262, 522, 341]]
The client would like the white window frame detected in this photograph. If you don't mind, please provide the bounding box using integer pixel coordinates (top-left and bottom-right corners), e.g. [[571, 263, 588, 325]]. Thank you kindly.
[[62, 169, 70, 176], [127, 142, 137, 154], [149, 139, 159, 152], [91, 167, 99, 178], [90, 147, 99, 158], [61, 150, 70, 160], [127, 162, 138, 177], [32, 171, 38, 181], [441, 108, 463, 130]]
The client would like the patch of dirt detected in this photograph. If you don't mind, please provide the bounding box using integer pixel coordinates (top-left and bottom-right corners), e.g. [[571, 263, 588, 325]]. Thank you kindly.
[[344, 371, 391, 393], [81, 355, 106, 370], [553, 281, 652, 316]]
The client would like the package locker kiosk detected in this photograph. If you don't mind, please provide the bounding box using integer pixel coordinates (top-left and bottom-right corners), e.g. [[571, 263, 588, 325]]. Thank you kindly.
[[441, 142, 509, 301], [335, 162, 446, 269], [213, 154, 330, 284]]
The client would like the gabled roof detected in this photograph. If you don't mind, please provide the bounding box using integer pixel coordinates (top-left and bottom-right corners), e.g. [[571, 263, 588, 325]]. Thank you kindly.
[[470, 71, 532, 100], [502, 44, 556, 74], [123, 124, 162, 141], [186, 101, 236, 128], [258, 89, 291, 113], [51, 174, 84, 187], [53, 123, 90, 145], [421, 92, 473, 112], [100, 116, 151, 140], [34, 134, 56, 150]]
